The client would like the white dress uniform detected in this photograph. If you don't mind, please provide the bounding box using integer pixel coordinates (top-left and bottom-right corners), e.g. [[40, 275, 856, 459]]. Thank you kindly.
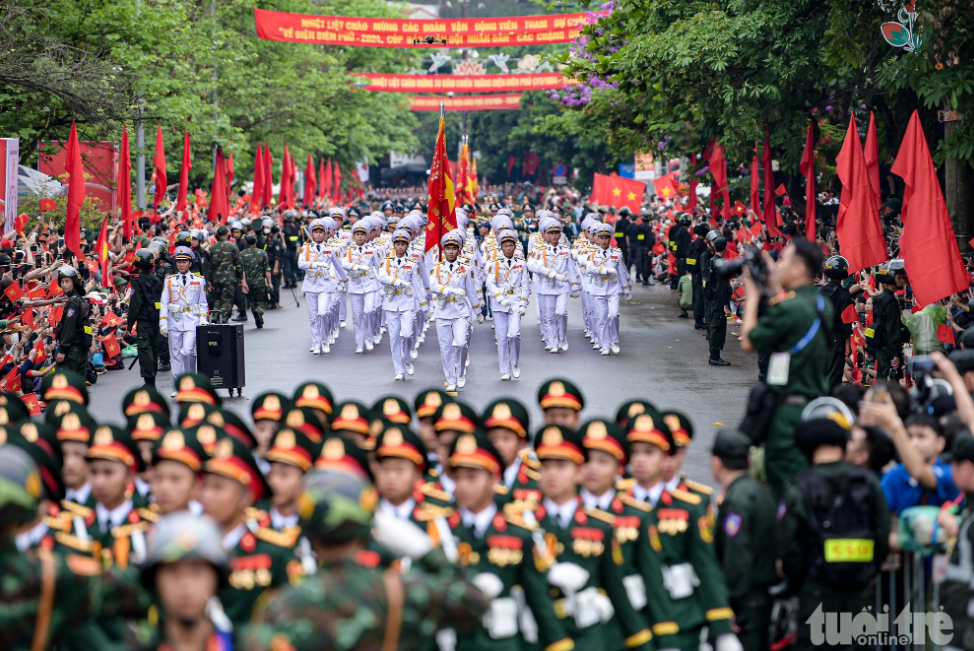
[[584, 224, 632, 354], [527, 222, 580, 353], [159, 269, 208, 381], [485, 236, 530, 379], [341, 232, 382, 353], [429, 231, 482, 391], [379, 241, 426, 379], [298, 224, 348, 354]]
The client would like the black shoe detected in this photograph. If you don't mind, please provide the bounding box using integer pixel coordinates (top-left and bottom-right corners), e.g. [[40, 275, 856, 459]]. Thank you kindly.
[[232, 313, 248, 322], [709, 357, 730, 366], [255, 314, 264, 329], [677, 311, 689, 318], [158, 363, 171, 372], [694, 324, 707, 330], [642, 281, 649, 286], [143, 377, 156, 387]]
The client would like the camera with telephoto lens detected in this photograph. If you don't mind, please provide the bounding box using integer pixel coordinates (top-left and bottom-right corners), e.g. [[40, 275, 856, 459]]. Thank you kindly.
[[908, 355, 952, 413], [713, 246, 769, 286]]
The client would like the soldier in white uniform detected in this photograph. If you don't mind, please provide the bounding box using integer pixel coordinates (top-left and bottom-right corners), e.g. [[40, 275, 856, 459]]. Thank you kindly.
[[429, 230, 483, 392], [329, 208, 352, 328], [527, 218, 580, 353], [298, 218, 347, 355], [485, 229, 530, 380], [159, 246, 209, 396], [342, 221, 381, 354], [378, 229, 426, 380], [585, 222, 632, 355]]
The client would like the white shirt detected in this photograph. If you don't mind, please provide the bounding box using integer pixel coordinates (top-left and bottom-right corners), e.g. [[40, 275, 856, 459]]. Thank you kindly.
[[580, 488, 614, 511], [222, 523, 248, 550], [664, 476, 681, 494], [542, 497, 578, 528], [502, 458, 522, 489], [16, 520, 49, 552], [632, 482, 665, 507], [270, 507, 299, 531], [96, 499, 134, 535], [379, 498, 417, 521], [459, 503, 498, 538], [438, 472, 456, 497], [135, 476, 153, 501], [65, 482, 92, 505]]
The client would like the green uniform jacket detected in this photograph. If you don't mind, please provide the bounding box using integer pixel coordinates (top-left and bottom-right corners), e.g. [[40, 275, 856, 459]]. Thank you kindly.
[[449, 508, 573, 651], [533, 497, 653, 651], [714, 475, 779, 609], [240, 247, 270, 287], [210, 240, 242, 285], [496, 450, 543, 511], [221, 525, 298, 628]]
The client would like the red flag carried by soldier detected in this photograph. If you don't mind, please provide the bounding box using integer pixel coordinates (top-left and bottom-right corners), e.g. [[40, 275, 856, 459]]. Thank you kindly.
[[424, 117, 458, 254]]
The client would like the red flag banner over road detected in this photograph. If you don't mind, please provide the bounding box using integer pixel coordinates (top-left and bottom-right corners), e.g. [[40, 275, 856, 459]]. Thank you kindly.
[[593, 173, 645, 212], [356, 73, 574, 94], [425, 117, 458, 254], [253, 8, 603, 48], [410, 94, 523, 112]]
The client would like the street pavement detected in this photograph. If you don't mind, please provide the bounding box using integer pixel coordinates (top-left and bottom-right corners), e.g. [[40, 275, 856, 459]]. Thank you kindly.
[[86, 281, 754, 483]]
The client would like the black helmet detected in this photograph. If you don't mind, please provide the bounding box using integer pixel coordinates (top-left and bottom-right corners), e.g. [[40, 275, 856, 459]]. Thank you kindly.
[[133, 248, 155, 270], [705, 230, 719, 244], [824, 255, 849, 279], [618, 207, 631, 217], [175, 231, 192, 248], [57, 266, 84, 295], [713, 236, 728, 252], [679, 214, 692, 226]]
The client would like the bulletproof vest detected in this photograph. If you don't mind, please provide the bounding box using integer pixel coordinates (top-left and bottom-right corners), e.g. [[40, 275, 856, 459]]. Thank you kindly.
[[134, 272, 163, 322], [818, 283, 846, 343], [56, 294, 92, 347], [793, 466, 878, 590]]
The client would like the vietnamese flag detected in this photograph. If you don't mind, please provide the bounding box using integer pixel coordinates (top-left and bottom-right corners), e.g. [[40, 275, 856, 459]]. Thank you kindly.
[[2, 366, 20, 393], [470, 156, 479, 197], [64, 122, 84, 255], [21, 307, 32, 329], [279, 146, 292, 209], [651, 172, 680, 204], [750, 221, 764, 238], [333, 162, 343, 203], [732, 201, 748, 218], [261, 143, 273, 207], [102, 332, 121, 359], [864, 112, 881, 212], [20, 393, 40, 416], [251, 143, 264, 215], [321, 158, 332, 201], [762, 134, 780, 239], [749, 144, 760, 215], [841, 304, 859, 324], [227, 152, 235, 196], [593, 173, 645, 212], [736, 228, 750, 243], [799, 120, 817, 240], [892, 110, 969, 307], [303, 153, 317, 208], [318, 158, 327, 199], [208, 148, 231, 224], [47, 279, 62, 298], [39, 198, 56, 211], [101, 310, 122, 327], [836, 115, 887, 273], [175, 131, 192, 217], [4, 282, 23, 302], [424, 117, 459, 255], [50, 305, 63, 324], [118, 125, 133, 239], [152, 125, 167, 210], [937, 324, 956, 345], [457, 144, 470, 206], [95, 217, 110, 284], [709, 143, 731, 222]]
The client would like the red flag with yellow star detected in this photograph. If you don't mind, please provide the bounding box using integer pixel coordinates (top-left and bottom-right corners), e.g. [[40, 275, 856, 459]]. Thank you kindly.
[[732, 201, 749, 219], [649, 173, 680, 204], [2, 366, 21, 393], [101, 311, 122, 328], [425, 117, 459, 254], [593, 173, 645, 211], [102, 333, 121, 359], [95, 217, 110, 286], [20, 393, 40, 416]]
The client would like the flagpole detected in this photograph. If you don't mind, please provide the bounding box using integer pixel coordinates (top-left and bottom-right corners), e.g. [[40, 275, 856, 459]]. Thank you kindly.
[[440, 101, 445, 119]]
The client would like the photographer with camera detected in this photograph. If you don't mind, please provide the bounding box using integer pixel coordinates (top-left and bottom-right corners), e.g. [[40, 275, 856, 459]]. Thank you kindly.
[[739, 239, 833, 498]]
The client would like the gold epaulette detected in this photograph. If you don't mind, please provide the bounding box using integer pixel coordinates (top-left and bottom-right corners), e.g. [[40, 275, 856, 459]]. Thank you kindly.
[[55, 531, 95, 553], [615, 477, 637, 491], [246, 506, 269, 521], [427, 467, 440, 478], [681, 478, 714, 496], [419, 482, 452, 502], [525, 468, 541, 481], [61, 500, 92, 518], [518, 449, 540, 470], [44, 513, 73, 531], [112, 521, 150, 538], [504, 512, 538, 531], [585, 507, 617, 524], [419, 502, 454, 518], [618, 493, 651, 512], [256, 526, 299, 548], [138, 508, 159, 522], [769, 290, 796, 306], [669, 488, 702, 505], [494, 484, 510, 495]]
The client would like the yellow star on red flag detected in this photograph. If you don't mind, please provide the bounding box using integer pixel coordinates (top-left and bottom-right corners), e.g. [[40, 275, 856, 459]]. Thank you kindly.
[[612, 188, 621, 196], [627, 192, 636, 200]]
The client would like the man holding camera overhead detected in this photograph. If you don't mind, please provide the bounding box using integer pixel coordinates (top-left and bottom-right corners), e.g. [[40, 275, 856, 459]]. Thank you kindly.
[[739, 239, 834, 498]]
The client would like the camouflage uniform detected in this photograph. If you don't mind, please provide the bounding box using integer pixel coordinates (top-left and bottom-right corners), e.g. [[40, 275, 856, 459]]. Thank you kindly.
[[240, 246, 271, 321], [209, 239, 241, 321]]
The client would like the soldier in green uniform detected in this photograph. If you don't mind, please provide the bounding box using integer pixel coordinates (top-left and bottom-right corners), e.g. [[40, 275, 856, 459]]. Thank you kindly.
[[121, 385, 169, 421], [740, 238, 833, 498], [531, 423, 654, 651], [483, 398, 541, 510], [240, 232, 271, 328], [292, 381, 335, 431], [209, 225, 243, 323], [199, 435, 296, 627], [414, 389, 455, 462], [128, 512, 233, 651], [251, 392, 294, 468], [620, 412, 738, 651], [867, 259, 906, 382], [7, 422, 66, 552], [127, 248, 164, 387], [55, 266, 92, 377], [244, 468, 489, 651], [537, 379, 584, 429], [149, 428, 209, 516], [777, 403, 890, 651], [190, 230, 211, 282], [710, 429, 777, 651], [264, 427, 322, 533]]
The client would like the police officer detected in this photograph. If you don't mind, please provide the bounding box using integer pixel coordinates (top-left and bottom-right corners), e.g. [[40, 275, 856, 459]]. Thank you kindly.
[[868, 259, 907, 381], [700, 230, 718, 339], [688, 223, 710, 331], [55, 266, 92, 377], [820, 256, 853, 390], [261, 218, 285, 309], [628, 212, 654, 285], [190, 230, 210, 282], [282, 212, 302, 288], [150, 239, 175, 372], [708, 237, 732, 366], [711, 429, 777, 651], [670, 214, 692, 290], [614, 207, 632, 269], [127, 248, 164, 386]]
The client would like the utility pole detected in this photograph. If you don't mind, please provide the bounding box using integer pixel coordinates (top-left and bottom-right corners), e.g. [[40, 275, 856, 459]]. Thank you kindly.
[[135, 0, 145, 210], [942, 110, 974, 252]]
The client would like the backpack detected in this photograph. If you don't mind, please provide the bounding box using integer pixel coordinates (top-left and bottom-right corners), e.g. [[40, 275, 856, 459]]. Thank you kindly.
[[793, 466, 878, 590]]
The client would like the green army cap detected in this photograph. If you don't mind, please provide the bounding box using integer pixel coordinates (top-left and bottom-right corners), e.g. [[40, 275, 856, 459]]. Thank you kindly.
[[413, 388, 454, 419], [128, 411, 170, 443], [266, 428, 323, 473], [48, 403, 97, 445], [5, 422, 64, 502], [662, 410, 694, 447], [331, 401, 373, 437], [315, 435, 374, 482], [535, 424, 587, 465], [537, 378, 584, 412], [281, 406, 326, 443], [482, 398, 530, 439], [183, 424, 219, 457], [449, 430, 503, 476], [433, 401, 480, 434], [375, 424, 428, 472], [614, 400, 659, 430], [0, 445, 42, 524], [41, 370, 89, 406], [205, 435, 271, 503], [0, 392, 30, 426], [178, 401, 217, 429], [293, 382, 334, 417], [711, 429, 751, 464], [208, 409, 257, 449], [122, 385, 169, 419], [372, 395, 412, 425], [152, 428, 211, 473], [142, 512, 228, 591], [174, 373, 222, 407], [251, 392, 293, 423], [87, 424, 145, 473], [625, 411, 675, 455], [297, 469, 377, 544], [579, 418, 628, 465]]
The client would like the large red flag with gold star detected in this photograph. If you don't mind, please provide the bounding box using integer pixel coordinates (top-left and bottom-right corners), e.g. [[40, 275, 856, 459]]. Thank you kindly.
[[425, 117, 459, 254], [593, 173, 645, 211]]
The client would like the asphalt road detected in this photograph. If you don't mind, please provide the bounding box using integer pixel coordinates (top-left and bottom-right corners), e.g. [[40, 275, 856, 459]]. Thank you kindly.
[[86, 281, 755, 483]]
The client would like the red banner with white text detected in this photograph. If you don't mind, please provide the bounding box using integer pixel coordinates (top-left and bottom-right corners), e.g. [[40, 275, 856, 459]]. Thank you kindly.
[[253, 8, 602, 47], [410, 94, 523, 111], [355, 73, 573, 93]]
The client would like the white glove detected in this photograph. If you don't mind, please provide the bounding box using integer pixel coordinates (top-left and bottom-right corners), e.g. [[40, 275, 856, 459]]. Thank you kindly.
[[351, 264, 362, 272], [715, 635, 744, 651], [605, 268, 618, 278], [366, 268, 376, 278], [570, 290, 580, 299], [477, 313, 485, 324], [394, 279, 404, 288], [450, 287, 467, 299], [547, 562, 590, 594], [518, 306, 526, 316], [472, 572, 505, 600], [372, 509, 434, 560], [404, 285, 414, 296], [199, 316, 208, 326], [500, 298, 511, 308], [554, 273, 568, 283], [624, 294, 632, 302], [159, 324, 168, 337]]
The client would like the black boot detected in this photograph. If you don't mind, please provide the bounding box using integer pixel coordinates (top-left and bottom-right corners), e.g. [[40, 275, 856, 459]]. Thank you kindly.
[[143, 376, 156, 386], [678, 311, 689, 318], [232, 312, 248, 322], [255, 313, 264, 329], [709, 357, 730, 366]]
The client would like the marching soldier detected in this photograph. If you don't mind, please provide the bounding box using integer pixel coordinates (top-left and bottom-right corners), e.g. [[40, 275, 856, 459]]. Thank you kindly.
[[342, 221, 382, 354], [265, 427, 322, 533], [240, 232, 271, 329], [430, 230, 483, 392], [298, 218, 347, 356], [208, 225, 243, 323], [482, 398, 541, 509], [485, 229, 529, 380], [528, 219, 579, 354], [584, 223, 631, 356], [126, 248, 164, 387], [378, 229, 425, 381], [158, 247, 208, 395]]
